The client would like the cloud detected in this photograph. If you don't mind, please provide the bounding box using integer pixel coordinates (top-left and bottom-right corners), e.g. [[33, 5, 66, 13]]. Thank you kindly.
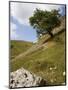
[[10, 2, 36, 25], [10, 16, 37, 42], [10, 2, 65, 26], [10, 22, 19, 40]]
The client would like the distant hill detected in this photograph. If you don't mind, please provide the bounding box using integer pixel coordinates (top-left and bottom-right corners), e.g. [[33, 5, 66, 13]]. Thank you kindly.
[[10, 40, 33, 59]]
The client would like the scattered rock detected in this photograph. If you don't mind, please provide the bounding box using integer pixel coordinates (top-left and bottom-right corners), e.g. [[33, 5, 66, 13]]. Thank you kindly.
[[63, 71, 65, 76], [49, 66, 57, 71], [50, 67, 53, 70], [61, 82, 65, 85], [10, 67, 46, 88]]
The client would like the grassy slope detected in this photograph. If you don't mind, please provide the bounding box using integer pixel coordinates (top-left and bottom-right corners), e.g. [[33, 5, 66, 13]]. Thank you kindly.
[[11, 31, 65, 85], [10, 40, 33, 59]]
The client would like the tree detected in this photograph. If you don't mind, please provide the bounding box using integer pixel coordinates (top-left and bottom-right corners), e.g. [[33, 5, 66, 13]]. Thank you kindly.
[[29, 8, 61, 38]]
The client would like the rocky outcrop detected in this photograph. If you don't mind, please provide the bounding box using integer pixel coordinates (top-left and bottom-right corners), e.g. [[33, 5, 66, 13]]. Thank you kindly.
[[10, 67, 46, 88]]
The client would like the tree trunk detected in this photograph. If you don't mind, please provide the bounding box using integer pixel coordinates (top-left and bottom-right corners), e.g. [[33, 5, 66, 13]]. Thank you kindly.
[[47, 30, 53, 37]]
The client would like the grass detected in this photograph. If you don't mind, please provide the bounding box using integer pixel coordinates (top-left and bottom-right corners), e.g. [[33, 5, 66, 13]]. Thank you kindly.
[[10, 40, 33, 59], [10, 31, 66, 85]]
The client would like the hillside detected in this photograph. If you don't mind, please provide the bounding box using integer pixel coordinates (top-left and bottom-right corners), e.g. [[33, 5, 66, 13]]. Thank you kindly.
[[11, 31, 65, 85], [10, 16, 66, 86], [10, 40, 33, 59]]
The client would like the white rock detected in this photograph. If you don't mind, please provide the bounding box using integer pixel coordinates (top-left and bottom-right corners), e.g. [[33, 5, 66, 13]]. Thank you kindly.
[[40, 34, 42, 36], [10, 67, 46, 88], [63, 71, 65, 76], [50, 67, 53, 70], [62, 82, 65, 85]]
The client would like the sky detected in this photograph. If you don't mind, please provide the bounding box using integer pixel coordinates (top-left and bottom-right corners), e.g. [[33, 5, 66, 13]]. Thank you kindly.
[[10, 2, 66, 42]]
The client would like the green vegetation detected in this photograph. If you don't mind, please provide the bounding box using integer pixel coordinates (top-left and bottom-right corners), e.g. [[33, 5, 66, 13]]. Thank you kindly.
[[10, 40, 33, 59], [10, 31, 65, 85], [29, 9, 61, 37]]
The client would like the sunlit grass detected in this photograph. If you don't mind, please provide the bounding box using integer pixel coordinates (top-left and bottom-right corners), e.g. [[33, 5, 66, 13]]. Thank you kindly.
[[10, 40, 33, 59], [10, 31, 66, 85]]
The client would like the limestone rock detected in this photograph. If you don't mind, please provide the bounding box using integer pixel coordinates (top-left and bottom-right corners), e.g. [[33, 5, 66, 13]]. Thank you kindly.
[[10, 67, 46, 88]]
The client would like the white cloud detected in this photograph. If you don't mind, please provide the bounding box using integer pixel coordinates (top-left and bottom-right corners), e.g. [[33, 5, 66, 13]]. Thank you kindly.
[[10, 22, 18, 40], [10, 2, 64, 26], [37, 4, 62, 11]]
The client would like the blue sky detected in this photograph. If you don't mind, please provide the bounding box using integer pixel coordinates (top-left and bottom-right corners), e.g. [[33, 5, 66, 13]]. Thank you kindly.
[[10, 2, 65, 42], [10, 16, 37, 42]]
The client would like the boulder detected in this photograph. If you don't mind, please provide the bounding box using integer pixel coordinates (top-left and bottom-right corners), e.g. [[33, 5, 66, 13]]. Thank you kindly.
[[10, 67, 46, 88]]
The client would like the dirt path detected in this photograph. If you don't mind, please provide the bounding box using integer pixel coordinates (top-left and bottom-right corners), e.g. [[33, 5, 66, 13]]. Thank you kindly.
[[11, 43, 45, 62]]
